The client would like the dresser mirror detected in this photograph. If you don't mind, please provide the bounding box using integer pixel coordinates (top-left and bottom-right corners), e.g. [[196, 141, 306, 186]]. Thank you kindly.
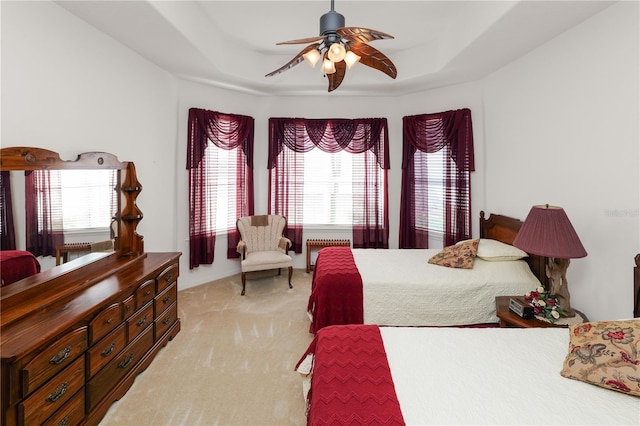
[[0, 147, 144, 276]]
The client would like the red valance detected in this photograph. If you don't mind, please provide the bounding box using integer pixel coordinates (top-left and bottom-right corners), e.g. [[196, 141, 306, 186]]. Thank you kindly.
[[402, 108, 475, 171], [187, 108, 254, 170], [268, 118, 389, 170]]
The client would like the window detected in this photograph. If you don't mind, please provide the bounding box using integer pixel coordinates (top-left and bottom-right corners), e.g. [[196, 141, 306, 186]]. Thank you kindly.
[[413, 149, 446, 234], [302, 148, 383, 226], [268, 117, 389, 251], [400, 109, 475, 248], [56, 169, 117, 231], [187, 108, 254, 268], [200, 145, 244, 233], [24, 169, 117, 256]]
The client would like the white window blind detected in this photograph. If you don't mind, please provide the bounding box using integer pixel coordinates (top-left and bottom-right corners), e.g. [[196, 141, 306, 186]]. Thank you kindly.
[[414, 149, 447, 233], [50, 169, 117, 231], [202, 144, 242, 233], [301, 148, 383, 226]]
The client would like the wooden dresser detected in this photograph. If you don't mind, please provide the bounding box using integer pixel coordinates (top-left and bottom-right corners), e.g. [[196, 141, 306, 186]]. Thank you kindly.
[[0, 251, 181, 426]]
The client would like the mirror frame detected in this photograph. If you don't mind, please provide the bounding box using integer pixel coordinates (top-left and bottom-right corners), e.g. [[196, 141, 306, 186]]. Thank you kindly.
[[0, 147, 143, 258]]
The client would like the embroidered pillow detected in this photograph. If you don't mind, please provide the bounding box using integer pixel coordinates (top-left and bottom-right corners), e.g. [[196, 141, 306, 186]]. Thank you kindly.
[[560, 319, 640, 396], [428, 239, 479, 269]]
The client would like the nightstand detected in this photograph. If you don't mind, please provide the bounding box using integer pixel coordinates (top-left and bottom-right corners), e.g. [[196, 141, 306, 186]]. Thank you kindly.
[[495, 296, 580, 328]]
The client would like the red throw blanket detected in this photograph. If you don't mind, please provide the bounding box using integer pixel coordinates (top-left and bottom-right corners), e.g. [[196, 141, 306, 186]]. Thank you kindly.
[[299, 324, 405, 426], [1, 250, 41, 286], [307, 247, 363, 334]]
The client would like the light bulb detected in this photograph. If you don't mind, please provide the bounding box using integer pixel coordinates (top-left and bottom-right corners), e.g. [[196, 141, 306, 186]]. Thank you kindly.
[[303, 49, 321, 67], [327, 42, 346, 62], [344, 51, 361, 68], [321, 58, 336, 74]]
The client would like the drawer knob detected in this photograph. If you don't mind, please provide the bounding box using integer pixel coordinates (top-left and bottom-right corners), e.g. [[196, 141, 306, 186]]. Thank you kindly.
[[57, 416, 69, 426], [163, 315, 172, 325], [118, 353, 135, 369], [144, 290, 151, 296], [46, 381, 68, 403], [49, 346, 71, 365], [162, 294, 172, 303], [101, 342, 116, 357], [106, 318, 112, 325], [136, 316, 147, 327], [164, 273, 174, 282]]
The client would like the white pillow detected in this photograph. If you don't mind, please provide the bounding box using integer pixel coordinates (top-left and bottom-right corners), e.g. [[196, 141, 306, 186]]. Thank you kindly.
[[477, 239, 528, 261], [457, 238, 528, 261]]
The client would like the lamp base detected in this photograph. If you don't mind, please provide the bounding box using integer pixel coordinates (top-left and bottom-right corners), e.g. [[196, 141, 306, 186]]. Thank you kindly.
[[546, 258, 575, 317]]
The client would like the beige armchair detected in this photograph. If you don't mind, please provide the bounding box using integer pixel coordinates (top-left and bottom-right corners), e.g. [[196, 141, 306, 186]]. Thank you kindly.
[[236, 214, 293, 296]]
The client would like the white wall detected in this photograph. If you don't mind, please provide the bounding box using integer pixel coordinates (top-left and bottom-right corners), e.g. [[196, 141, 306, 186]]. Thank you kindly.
[[483, 1, 639, 320], [3, 1, 637, 320], [1, 1, 179, 253]]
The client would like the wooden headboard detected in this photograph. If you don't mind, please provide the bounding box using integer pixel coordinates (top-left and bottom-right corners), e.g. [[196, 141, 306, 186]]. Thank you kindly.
[[634, 254, 640, 318], [479, 211, 548, 288]]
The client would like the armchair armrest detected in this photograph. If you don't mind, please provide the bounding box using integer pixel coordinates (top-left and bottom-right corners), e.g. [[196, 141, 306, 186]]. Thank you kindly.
[[278, 237, 292, 253], [237, 240, 247, 259]]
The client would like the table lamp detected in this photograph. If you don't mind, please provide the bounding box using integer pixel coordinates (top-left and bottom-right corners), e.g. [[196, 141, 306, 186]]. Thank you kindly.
[[513, 204, 587, 317]]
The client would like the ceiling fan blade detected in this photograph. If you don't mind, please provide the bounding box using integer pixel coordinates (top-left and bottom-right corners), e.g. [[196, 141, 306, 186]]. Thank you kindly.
[[327, 60, 347, 92], [348, 43, 397, 79], [337, 27, 394, 44], [265, 43, 322, 77], [276, 36, 325, 45]]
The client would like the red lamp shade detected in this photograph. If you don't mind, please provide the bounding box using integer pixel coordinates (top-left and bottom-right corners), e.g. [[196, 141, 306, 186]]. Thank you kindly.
[[513, 204, 587, 259]]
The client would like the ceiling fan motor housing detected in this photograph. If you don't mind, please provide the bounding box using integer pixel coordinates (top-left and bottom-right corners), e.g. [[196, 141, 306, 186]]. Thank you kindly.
[[320, 10, 345, 38]]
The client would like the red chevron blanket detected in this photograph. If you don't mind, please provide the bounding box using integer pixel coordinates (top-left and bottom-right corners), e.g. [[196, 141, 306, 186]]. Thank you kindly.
[[307, 247, 364, 334], [298, 324, 405, 426]]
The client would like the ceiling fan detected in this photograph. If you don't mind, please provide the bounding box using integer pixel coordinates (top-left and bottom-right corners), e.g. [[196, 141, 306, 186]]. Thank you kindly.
[[265, 0, 397, 92]]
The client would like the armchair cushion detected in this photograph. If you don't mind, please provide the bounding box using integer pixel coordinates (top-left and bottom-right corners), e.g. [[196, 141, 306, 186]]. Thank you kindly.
[[240, 250, 292, 273]]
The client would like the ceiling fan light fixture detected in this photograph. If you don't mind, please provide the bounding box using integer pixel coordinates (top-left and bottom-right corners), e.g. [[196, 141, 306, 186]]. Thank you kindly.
[[327, 42, 346, 62], [344, 51, 361, 68], [321, 58, 336, 74], [303, 49, 322, 67]]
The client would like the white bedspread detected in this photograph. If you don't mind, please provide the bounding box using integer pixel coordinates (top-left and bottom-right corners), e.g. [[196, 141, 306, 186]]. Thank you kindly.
[[380, 327, 640, 425], [353, 249, 540, 326]]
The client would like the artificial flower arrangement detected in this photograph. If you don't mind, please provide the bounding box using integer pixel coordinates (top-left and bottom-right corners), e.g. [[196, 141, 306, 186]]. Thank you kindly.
[[524, 287, 565, 323]]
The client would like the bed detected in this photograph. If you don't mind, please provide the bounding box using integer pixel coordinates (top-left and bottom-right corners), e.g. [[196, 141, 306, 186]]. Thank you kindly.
[[297, 256, 640, 425], [0, 250, 40, 287], [297, 323, 640, 425], [307, 212, 547, 332]]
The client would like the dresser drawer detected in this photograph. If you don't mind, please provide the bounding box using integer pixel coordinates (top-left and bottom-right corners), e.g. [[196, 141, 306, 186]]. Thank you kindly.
[[86, 326, 154, 411], [89, 303, 122, 345], [135, 279, 156, 308], [41, 388, 84, 426], [87, 323, 127, 379], [21, 327, 87, 398], [127, 302, 153, 342], [19, 356, 85, 426], [155, 302, 177, 341], [157, 263, 179, 293], [122, 293, 136, 320], [155, 282, 177, 317]]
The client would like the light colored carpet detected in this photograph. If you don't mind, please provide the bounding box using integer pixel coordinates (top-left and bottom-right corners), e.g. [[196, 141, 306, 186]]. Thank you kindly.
[[99, 269, 314, 426]]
